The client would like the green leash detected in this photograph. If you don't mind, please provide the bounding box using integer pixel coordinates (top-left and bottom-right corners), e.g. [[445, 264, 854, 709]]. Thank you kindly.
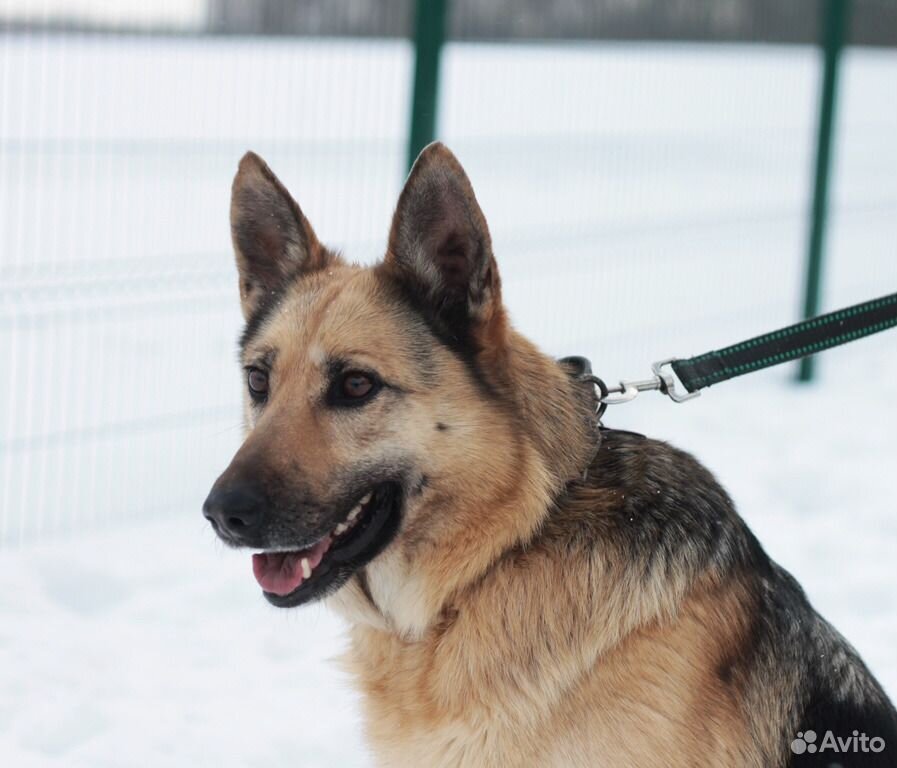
[[571, 292, 897, 416], [671, 292, 897, 393]]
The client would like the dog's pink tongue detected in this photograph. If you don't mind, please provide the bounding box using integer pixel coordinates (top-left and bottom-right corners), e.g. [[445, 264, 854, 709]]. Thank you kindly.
[[252, 537, 331, 596]]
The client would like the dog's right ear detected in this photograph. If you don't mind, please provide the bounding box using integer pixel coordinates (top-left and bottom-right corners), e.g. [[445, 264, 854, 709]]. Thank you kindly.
[[230, 152, 331, 319]]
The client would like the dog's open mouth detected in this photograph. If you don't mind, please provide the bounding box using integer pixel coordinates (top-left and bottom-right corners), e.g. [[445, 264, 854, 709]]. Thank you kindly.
[[251, 481, 401, 607]]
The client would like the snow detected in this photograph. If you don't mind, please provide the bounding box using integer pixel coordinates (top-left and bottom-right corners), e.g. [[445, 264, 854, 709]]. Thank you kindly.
[[0, 36, 895, 766]]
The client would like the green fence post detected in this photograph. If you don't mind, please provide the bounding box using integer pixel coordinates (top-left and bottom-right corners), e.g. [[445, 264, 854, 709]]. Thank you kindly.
[[407, 0, 448, 171], [798, 0, 850, 382]]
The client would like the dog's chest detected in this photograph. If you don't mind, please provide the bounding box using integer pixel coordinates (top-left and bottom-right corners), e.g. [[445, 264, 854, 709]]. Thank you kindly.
[[346, 621, 757, 768], [356, 701, 579, 768], [354, 682, 707, 768], [346, 628, 550, 767]]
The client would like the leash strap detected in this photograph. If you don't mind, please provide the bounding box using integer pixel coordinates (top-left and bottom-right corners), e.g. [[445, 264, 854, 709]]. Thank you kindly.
[[671, 292, 897, 393], [571, 292, 897, 414]]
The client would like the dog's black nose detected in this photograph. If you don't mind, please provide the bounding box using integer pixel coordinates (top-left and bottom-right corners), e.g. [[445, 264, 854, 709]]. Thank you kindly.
[[202, 483, 265, 544]]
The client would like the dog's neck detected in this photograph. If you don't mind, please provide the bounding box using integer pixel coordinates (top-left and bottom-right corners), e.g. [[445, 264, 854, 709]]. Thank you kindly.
[[502, 329, 600, 487]]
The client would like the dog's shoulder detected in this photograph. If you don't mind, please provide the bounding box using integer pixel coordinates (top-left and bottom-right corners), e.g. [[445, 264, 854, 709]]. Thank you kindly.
[[542, 426, 767, 582]]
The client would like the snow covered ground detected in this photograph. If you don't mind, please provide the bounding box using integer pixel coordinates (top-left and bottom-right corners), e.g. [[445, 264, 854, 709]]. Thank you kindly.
[[0, 35, 895, 766]]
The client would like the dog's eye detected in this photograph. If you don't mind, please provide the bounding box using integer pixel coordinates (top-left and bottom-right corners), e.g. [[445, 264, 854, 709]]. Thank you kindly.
[[247, 368, 269, 400], [328, 370, 381, 407], [342, 372, 374, 399]]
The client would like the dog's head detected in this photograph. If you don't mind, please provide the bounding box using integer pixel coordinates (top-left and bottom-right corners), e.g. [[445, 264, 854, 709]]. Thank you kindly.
[[203, 144, 594, 635]]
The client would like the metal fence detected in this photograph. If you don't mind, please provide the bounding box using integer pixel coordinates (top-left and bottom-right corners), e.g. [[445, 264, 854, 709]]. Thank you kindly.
[[1, 1, 895, 546]]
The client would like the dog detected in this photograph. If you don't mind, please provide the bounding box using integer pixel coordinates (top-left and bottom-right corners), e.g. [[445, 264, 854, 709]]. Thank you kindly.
[[203, 143, 897, 767]]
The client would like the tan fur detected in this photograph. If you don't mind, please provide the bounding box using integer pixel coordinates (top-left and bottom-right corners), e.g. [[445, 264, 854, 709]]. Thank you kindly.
[[338, 478, 761, 767]]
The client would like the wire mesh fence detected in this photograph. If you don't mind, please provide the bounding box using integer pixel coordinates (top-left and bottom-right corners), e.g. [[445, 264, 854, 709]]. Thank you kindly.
[[1, 2, 895, 547], [0, 31, 414, 545]]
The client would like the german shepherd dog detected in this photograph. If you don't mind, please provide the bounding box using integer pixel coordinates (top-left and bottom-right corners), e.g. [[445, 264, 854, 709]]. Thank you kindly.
[[203, 144, 896, 767]]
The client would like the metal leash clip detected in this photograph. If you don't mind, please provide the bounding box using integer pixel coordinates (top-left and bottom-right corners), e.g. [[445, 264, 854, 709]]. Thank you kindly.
[[581, 358, 700, 421]]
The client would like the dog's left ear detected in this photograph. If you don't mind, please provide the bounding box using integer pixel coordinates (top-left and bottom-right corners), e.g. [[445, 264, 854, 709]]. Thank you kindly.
[[385, 143, 502, 340]]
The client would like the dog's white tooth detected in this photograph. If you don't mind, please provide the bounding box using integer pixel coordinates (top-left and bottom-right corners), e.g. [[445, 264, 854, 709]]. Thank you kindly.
[[300, 558, 311, 579], [348, 504, 362, 521], [360, 492, 373, 506], [335, 523, 347, 535]]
